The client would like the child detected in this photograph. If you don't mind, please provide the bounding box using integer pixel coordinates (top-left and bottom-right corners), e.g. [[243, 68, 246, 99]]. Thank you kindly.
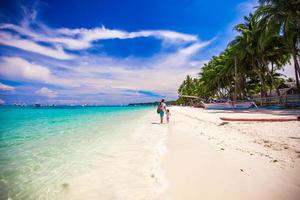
[[166, 109, 171, 123]]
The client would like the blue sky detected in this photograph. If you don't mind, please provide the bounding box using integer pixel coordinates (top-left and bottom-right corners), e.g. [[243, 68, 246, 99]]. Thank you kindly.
[[0, 0, 262, 105]]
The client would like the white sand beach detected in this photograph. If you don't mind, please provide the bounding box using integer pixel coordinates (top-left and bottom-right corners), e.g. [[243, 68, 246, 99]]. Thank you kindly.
[[161, 106, 300, 200]]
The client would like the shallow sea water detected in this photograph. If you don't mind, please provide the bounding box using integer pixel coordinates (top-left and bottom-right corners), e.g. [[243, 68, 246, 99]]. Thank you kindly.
[[0, 106, 164, 200]]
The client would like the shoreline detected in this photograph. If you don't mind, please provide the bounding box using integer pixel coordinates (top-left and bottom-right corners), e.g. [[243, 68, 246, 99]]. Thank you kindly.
[[162, 106, 300, 199], [55, 108, 169, 200]]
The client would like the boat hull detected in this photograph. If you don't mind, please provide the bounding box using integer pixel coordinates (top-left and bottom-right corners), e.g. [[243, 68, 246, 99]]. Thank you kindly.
[[203, 101, 256, 110], [233, 101, 256, 109], [204, 102, 232, 109], [220, 116, 300, 122]]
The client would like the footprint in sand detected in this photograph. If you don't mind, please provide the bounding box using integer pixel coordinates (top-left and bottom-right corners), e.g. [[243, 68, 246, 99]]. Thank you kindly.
[[61, 183, 69, 191], [218, 122, 229, 126]]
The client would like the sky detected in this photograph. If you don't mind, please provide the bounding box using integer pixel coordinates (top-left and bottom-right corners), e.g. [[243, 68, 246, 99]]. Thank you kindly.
[[0, 0, 290, 105]]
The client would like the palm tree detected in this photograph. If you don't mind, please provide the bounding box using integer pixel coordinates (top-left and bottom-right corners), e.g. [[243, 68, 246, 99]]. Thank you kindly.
[[231, 13, 269, 99], [257, 0, 300, 88], [231, 12, 290, 99]]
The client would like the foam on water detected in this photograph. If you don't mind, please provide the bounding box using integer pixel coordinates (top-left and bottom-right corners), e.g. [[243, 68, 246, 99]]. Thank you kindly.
[[0, 106, 166, 200]]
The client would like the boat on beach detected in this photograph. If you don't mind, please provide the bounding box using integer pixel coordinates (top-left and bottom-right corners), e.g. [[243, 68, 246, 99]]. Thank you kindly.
[[201, 101, 257, 110], [220, 116, 300, 122], [179, 95, 257, 109]]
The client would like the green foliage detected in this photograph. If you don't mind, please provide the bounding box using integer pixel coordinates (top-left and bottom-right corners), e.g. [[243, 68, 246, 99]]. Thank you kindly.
[[177, 0, 299, 103]]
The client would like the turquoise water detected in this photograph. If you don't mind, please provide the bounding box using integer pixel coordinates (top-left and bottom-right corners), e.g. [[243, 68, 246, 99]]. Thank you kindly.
[[0, 106, 152, 200]]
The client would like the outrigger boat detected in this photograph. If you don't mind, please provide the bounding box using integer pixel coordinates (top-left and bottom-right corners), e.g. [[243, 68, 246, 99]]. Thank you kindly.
[[220, 116, 300, 122], [201, 101, 257, 110], [179, 95, 257, 109]]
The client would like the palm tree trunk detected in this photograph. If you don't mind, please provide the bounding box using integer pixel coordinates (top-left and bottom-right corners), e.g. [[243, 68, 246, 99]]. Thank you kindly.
[[269, 62, 274, 96], [292, 43, 300, 89], [258, 72, 265, 105], [253, 58, 265, 105]]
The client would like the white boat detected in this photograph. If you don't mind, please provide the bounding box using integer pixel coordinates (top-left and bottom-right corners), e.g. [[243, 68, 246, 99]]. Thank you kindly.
[[202, 101, 257, 110]]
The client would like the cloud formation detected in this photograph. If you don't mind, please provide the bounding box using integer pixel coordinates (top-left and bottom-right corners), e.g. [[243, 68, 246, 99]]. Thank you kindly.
[[0, 40, 208, 97], [0, 56, 51, 82], [0, 8, 211, 104], [0, 18, 199, 60], [0, 31, 73, 60], [36, 87, 58, 98], [0, 82, 14, 91]]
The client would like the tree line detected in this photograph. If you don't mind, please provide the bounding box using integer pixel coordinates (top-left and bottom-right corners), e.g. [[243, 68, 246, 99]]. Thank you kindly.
[[178, 0, 300, 104]]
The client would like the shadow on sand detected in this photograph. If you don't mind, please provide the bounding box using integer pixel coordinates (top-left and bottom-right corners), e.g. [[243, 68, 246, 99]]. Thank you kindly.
[[151, 122, 161, 125]]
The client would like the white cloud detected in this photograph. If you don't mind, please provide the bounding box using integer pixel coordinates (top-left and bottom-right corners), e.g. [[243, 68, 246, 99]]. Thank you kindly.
[[36, 87, 58, 98], [0, 20, 199, 53], [0, 99, 4, 105], [0, 57, 77, 87], [0, 56, 51, 81], [0, 82, 15, 91], [0, 32, 73, 60], [178, 41, 211, 56], [57, 27, 198, 49], [131, 30, 198, 42], [0, 8, 212, 104], [0, 37, 209, 100]]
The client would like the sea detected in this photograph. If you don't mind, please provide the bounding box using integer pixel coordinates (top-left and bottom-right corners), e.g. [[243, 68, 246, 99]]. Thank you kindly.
[[0, 106, 166, 200]]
